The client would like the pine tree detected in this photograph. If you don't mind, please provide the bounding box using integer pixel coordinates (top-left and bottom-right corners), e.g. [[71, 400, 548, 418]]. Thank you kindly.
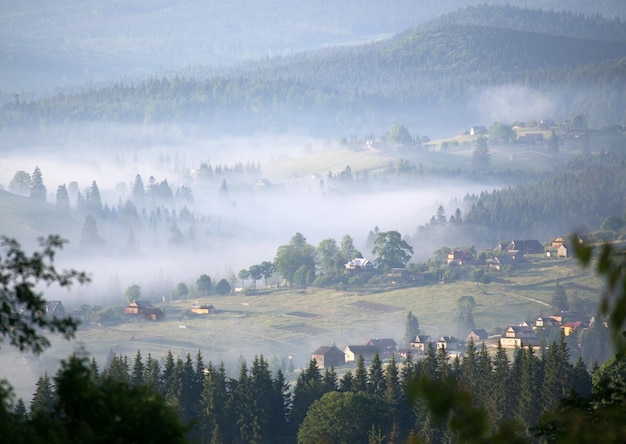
[[131, 350, 144, 386], [322, 367, 338, 392], [515, 346, 543, 435], [551, 283, 569, 312], [105, 354, 130, 382], [132, 174, 146, 203], [88, 181, 102, 215], [269, 368, 290, 441], [29, 166, 46, 201], [30, 372, 55, 416], [353, 355, 368, 393], [80, 214, 104, 246], [368, 353, 386, 397], [472, 137, 491, 171], [144, 353, 162, 393], [404, 311, 420, 348], [339, 370, 354, 392], [289, 359, 324, 438], [56, 184, 70, 214]]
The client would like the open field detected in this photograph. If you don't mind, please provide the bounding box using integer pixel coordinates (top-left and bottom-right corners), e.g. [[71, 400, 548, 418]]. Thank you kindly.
[[9, 254, 601, 371]]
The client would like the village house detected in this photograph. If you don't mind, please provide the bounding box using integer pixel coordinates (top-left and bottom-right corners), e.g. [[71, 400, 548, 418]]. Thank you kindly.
[[366, 338, 397, 356], [557, 244, 570, 258], [190, 304, 215, 315], [560, 321, 586, 336], [506, 240, 545, 255], [535, 316, 560, 329], [490, 250, 524, 270], [466, 329, 489, 343], [124, 300, 164, 321], [311, 345, 345, 369], [345, 258, 374, 271], [470, 125, 487, 136], [343, 345, 379, 363], [447, 250, 475, 266], [551, 237, 566, 248], [45, 300, 66, 316], [410, 334, 434, 354], [436, 336, 458, 350], [500, 325, 540, 347]]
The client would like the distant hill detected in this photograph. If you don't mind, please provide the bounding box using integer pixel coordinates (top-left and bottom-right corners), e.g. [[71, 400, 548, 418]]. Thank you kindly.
[[2, 6, 625, 137], [0, 191, 79, 244], [0, 1, 624, 93]]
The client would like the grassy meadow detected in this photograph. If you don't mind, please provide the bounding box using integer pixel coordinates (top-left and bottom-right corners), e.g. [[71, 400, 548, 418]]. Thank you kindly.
[[29, 254, 601, 379]]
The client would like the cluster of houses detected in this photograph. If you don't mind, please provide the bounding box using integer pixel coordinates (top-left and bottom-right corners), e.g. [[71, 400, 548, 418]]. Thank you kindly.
[[311, 310, 593, 369], [446, 238, 571, 272], [312, 338, 399, 369], [124, 300, 165, 320], [124, 300, 217, 320]]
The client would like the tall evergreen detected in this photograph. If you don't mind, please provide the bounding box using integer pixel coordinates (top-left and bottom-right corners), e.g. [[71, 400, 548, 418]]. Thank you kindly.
[[514, 346, 543, 435], [88, 181, 103, 216], [131, 350, 144, 386], [30, 372, 55, 416], [199, 363, 228, 444], [269, 368, 290, 442], [404, 311, 420, 348], [368, 353, 386, 397], [352, 354, 368, 393], [144, 353, 162, 393], [55, 184, 70, 214], [250, 355, 273, 443], [289, 359, 324, 438], [322, 367, 338, 392], [29, 166, 46, 202]]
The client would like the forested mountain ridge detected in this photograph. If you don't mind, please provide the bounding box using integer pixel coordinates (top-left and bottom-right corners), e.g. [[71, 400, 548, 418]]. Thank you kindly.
[[425, 4, 626, 41], [3, 7, 626, 136], [1, 1, 623, 92]]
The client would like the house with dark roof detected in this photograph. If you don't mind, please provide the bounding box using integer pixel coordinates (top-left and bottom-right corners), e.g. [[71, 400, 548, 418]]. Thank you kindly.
[[312, 345, 345, 369], [500, 325, 540, 347], [447, 250, 475, 266], [410, 335, 434, 354], [343, 345, 379, 363], [506, 240, 545, 255], [345, 258, 374, 271], [366, 338, 397, 356], [436, 336, 458, 350], [190, 304, 215, 315], [45, 300, 66, 316], [470, 126, 487, 136], [124, 300, 164, 321], [466, 329, 489, 343]]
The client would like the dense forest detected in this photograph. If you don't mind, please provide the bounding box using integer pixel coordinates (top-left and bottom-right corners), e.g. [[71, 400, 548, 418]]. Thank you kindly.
[[14, 336, 625, 443], [2, 7, 626, 136], [2, 1, 624, 92]]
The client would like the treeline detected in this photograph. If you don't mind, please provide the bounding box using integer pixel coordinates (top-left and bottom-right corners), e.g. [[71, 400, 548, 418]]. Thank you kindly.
[[21, 337, 624, 443], [462, 159, 626, 241], [427, 5, 626, 41], [3, 8, 626, 133], [411, 155, 626, 244]]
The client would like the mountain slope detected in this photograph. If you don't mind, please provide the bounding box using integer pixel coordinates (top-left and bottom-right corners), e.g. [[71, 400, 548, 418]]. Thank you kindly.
[[1, 1, 624, 92], [2, 7, 625, 136]]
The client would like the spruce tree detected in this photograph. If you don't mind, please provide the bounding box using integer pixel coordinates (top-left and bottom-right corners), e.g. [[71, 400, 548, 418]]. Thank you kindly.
[[353, 354, 368, 393], [404, 311, 420, 348], [30, 372, 55, 416], [56, 184, 70, 214], [29, 166, 46, 202], [131, 350, 144, 386], [368, 353, 386, 397]]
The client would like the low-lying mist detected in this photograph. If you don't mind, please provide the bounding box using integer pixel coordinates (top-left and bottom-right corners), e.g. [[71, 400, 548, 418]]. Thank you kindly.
[[1, 127, 494, 305]]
